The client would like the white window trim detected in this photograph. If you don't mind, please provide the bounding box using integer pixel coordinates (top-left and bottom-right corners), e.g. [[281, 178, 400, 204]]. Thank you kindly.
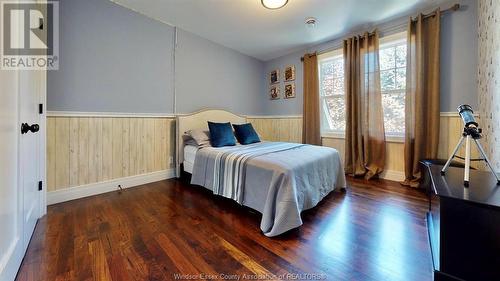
[[379, 31, 407, 46]]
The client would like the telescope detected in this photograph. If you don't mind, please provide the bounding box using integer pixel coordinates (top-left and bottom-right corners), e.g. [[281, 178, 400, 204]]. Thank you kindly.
[[441, 104, 500, 186], [457, 104, 481, 139], [458, 104, 477, 127]]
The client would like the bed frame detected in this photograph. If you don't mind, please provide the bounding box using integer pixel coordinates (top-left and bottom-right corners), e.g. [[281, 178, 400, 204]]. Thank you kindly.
[[175, 109, 247, 177]]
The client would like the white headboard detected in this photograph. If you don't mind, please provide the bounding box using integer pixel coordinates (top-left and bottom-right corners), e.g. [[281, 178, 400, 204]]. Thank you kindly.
[[176, 109, 247, 177]]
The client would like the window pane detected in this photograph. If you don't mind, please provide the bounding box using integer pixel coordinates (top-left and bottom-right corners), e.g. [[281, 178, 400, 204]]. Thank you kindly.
[[321, 75, 334, 96], [382, 92, 405, 134], [395, 67, 406, 90], [395, 45, 407, 68], [380, 69, 395, 91], [378, 34, 407, 136], [320, 58, 344, 97], [325, 97, 346, 131], [379, 47, 395, 71], [320, 55, 345, 133], [333, 76, 344, 95], [333, 59, 344, 77], [321, 61, 334, 76]]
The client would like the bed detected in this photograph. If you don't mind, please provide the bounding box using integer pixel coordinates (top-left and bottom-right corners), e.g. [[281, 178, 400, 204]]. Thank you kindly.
[[176, 109, 346, 237]]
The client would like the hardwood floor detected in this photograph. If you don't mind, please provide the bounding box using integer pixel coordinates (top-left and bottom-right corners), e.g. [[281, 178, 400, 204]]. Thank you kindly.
[[16, 177, 432, 281]]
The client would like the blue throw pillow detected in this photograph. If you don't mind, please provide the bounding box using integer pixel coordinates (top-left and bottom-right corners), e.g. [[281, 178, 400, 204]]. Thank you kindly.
[[208, 121, 236, 147], [232, 123, 261, 145]]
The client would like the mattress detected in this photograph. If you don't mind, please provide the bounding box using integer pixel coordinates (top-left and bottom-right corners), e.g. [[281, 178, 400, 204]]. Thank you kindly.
[[183, 145, 198, 173]]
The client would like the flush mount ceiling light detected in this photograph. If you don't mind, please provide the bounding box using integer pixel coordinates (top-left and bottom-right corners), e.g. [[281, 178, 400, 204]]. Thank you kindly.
[[261, 0, 288, 10]]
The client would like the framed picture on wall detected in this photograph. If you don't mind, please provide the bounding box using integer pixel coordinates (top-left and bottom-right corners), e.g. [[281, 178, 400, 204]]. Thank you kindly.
[[284, 65, 295, 81], [284, 83, 295, 99], [269, 85, 280, 100], [269, 69, 279, 84]]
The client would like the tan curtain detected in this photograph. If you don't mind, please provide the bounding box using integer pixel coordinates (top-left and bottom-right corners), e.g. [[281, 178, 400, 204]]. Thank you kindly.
[[403, 10, 441, 187], [302, 53, 321, 145], [344, 30, 386, 180]]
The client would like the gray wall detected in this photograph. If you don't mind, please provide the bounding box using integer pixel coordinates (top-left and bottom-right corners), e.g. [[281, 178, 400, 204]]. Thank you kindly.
[[49, 0, 476, 115], [48, 0, 175, 113], [176, 30, 265, 115], [262, 50, 304, 115], [48, 0, 265, 115], [262, 0, 478, 114], [440, 0, 478, 111]]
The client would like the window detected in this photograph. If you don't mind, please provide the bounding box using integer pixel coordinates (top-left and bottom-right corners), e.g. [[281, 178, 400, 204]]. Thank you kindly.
[[318, 32, 407, 138], [319, 49, 345, 135], [379, 33, 407, 136]]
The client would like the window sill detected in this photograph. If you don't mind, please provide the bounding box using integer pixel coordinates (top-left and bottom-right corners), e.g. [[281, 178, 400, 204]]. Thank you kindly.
[[321, 132, 345, 139], [321, 133, 405, 143], [386, 135, 405, 143]]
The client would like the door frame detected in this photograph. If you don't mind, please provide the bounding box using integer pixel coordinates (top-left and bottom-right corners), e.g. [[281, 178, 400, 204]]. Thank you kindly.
[[38, 69, 47, 216], [37, 0, 47, 217]]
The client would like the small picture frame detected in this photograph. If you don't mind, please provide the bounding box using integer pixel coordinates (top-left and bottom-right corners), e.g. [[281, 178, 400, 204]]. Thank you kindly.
[[269, 69, 279, 84], [284, 83, 295, 99], [269, 85, 280, 100], [284, 65, 295, 82]]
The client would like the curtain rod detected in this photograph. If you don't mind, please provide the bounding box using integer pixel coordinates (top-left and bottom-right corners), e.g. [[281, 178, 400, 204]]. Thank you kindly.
[[301, 3, 460, 61], [415, 3, 460, 20]]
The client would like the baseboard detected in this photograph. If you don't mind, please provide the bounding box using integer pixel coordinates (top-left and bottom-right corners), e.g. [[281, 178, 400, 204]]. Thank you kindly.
[[47, 169, 176, 205], [380, 169, 405, 182]]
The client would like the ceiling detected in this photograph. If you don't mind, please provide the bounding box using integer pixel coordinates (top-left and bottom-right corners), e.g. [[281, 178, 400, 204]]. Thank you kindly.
[[112, 0, 449, 61]]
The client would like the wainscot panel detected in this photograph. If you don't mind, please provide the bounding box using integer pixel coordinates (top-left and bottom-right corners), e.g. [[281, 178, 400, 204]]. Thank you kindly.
[[248, 117, 302, 143], [46, 113, 478, 198], [47, 116, 176, 192]]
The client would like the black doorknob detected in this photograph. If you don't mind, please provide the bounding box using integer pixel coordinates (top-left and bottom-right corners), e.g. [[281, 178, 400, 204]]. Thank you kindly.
[[21, 123, 40, 134]]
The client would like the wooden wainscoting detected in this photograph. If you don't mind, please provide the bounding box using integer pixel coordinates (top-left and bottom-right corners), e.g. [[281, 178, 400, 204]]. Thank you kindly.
[[438, 115, 481, 162], [46, 117, 176, 193], [248, 114, 478, 181], [248, 117, 302, 143], [45, 114, 476, 202]]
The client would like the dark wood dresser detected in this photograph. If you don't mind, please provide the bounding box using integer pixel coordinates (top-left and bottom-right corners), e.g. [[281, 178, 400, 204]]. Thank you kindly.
[[421, 164, 500, 281]]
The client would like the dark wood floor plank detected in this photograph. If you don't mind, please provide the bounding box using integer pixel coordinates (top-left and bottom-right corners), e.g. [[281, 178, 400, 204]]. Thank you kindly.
[[88, 240, 112, 281], [155, 233, 199, 274], [216, 234, 275, 277], [107, 254, 134, 281], [16, 177, 432, 281]]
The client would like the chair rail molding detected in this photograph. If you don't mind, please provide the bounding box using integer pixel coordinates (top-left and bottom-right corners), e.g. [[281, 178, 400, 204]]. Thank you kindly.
[[47, 111, 175, 118]]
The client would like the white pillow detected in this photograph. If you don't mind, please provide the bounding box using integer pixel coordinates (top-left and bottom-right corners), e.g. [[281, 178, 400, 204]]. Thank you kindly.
[[185, 129, 211, 148]]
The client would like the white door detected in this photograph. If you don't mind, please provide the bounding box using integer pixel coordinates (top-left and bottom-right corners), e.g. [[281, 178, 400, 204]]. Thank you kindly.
[[0, 44, 44, 281], [0, 0, 46, 278], [0, 69, 44, 281], [0, 63, 24, 281], [18, 68, 43, 250]]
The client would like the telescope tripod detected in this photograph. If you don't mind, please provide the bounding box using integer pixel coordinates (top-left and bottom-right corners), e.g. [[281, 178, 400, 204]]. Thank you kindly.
[[441, 127, 500, 187]]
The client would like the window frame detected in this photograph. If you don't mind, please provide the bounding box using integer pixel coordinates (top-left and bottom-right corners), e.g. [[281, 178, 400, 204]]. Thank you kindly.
[[318, 48, 345, 138]]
